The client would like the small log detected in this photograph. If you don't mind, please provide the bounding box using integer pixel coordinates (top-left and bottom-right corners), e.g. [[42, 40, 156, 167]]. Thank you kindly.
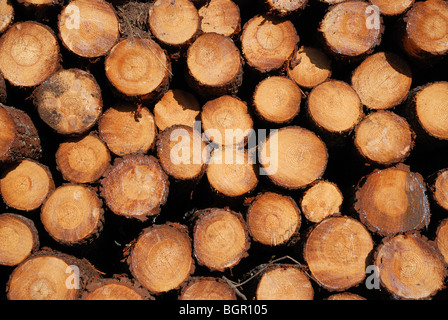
[[300, 180, 343, 223], [0, 159, 54, 211], [287, 46, 332, 89], [100, 154, 169, 221], [192, 208, 250, 272], [98, 103, 157, 157], [431, 169, 448, 211], [319, 1, 383, 60], [252, 76, 301, 125], [255, 264, 313, 300], [148, 0, 200, 50], [82, 275, 153, 300], [264, 0, 308, 17], [58, 0, 119, 58], [105, 37, 171, 102], [368, 0, 414, 16], [186, 32, 243, 97], [326, 292, 366, 300], [33, 68, 102, 135], [0, 104, 42, 163], [303, 216, 374, 291], [128, 223, 194, 294], [354, 110, 414, 166], [198, 0, 241, 38], [246, 192, 301, 246], [354, 164, 430, 236], [435, 218, 448, 266], [153, 89, 201, 132], [40, 184, 104, 246], [206, 146, 258, 198], [55, 134, 111, 184], [351, 52, 412, 111], [0, 213, 39, 266], [240, 15, 299, 73], [179, 277, 237, 300], [374, 233, 447, 299], [401, 0, 448, 61], [258, 126, 328, 190], [0, 21, 61, 88], [0, 0, 13, 34], [307, 80, 363, 136], [156, 124, 207, 182], [201, 95, 253, 147]]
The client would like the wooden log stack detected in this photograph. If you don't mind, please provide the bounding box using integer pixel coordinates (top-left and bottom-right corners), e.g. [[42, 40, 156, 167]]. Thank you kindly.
[[2, 0, 448, 302]]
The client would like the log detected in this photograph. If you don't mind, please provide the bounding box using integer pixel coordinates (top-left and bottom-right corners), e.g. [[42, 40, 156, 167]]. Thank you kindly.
[[0, 104, 42, 163], [100, 154, 169, 221], [206, 146, 258, 198], [319, 1, 383, 60], [33, 68, 103, 136], [368, 0, 414, 16], [435, 218, 448, 266], [201, 95, 253, 147], [153, 89, 201, 132], [354, 164, 430, 236], [326, 292, 366, 300], [431, 169, 448, 212], [198, 0, 241, 38], [246, 192, 301, 246], [374, 233, 446, 299], [40, 184, 104, 246], [192, 208, 250, 272], [0, 213, 39, 267], [240, 15, 299, 73], [0, 0, 13, 34], [186, 32, 243, 97], [354, 110, 414, 166], [0, 159, 54, 211], [303, 216, 374, 291], [156, 124, 207, 182], [179, 277, 237, 300], [58, 0, 119, 58], [148, 0, 200, 50], [255, 264, 313, 300], [127, 223, 194, 294], [401, 0, 448, 61], [0, 21, 61, 88], [55, 134, 111, 184], [82, 275, 153, 300], [98, 103, 157, 157], [6, 249, 100, 300], [105, 37, 171, 102], [300, 180, 343, 223], [258, 126, 328, 190], [287, 46, 332, 89], [264, 0, 308, 16], [307, 80, 363, 136], [252, 76, 301, 125], [351, 52, 412, 111]]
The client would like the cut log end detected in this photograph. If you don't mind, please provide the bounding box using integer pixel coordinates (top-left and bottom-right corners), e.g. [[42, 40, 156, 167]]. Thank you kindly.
[[0, 0, 13, 34], [82, 277, 153, 300], [246, 192, 301, 246], [433, 169, 448, 211], [198, 0, 241, 38], [128, 223, 194, 294], [304, 216, 374, 291], [1, 159, 54, 211], [100, 154, 169, 221], [193, 208, 250, 272], [354, 165, 430, 236], [300, 180, 343, 223], [179, 277, 237, 300], [369, 0, 414, 16], [0, 213, 39, 267], [265, 0, 308, 16], [326, 292, 366, 300]]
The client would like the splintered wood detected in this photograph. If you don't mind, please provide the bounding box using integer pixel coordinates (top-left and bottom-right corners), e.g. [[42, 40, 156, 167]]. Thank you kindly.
[[2, 0, 448, 302]]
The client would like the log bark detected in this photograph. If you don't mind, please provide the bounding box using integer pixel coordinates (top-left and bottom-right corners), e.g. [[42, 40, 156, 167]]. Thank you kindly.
[[303, 216, 374, 291], [179, 277, 237, 300], [354, 164, 430, 236], [127, 223, 194, 294], [0, 21, 61, 88], [33, 68, 103, 136], [252, 76, 301, 125], [0, 213, 39, 267], [374, 233, 446, 299], [246, 192, 301, 246], [198, 0, 241, 38], [0, 104, 42, 163], [100, 154, 169, 221], [0, 159, 54, 211], [240, 14, 299, 73], [58, 0, 119, 58], [300, 180, 343, 223], [98, 103, 157, 157]]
